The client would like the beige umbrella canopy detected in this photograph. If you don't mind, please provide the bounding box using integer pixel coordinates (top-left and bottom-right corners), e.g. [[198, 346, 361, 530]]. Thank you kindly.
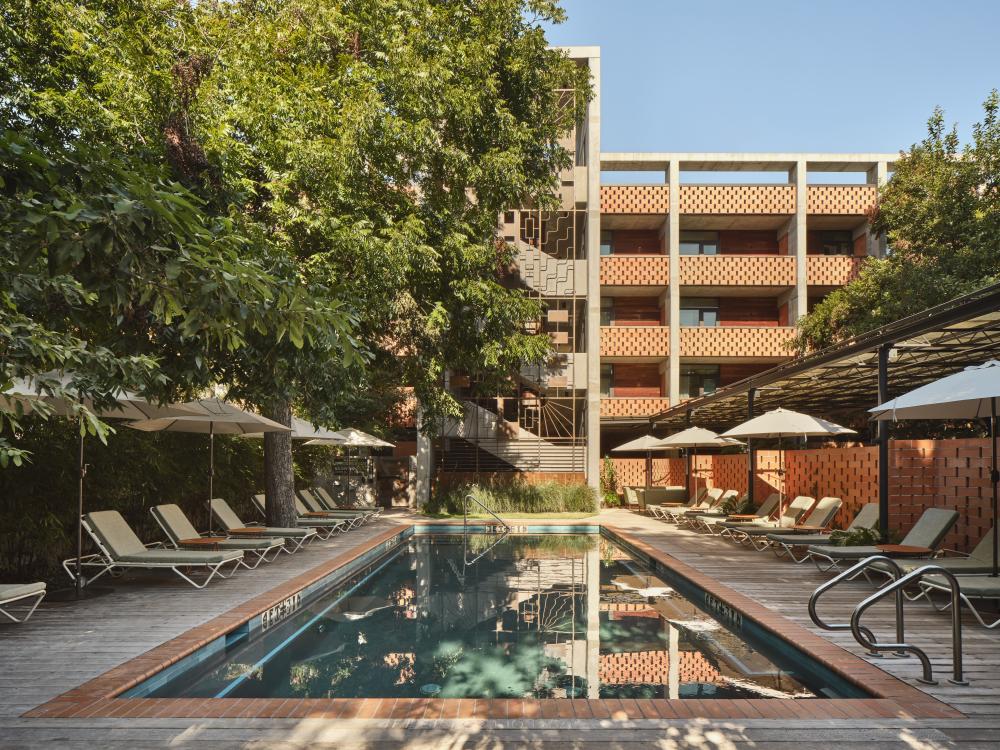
[[612, 434, 673, 489], [722, 408, 855, 512], [2, 374, 198, 594], [242, 416, 343, 441], [656, 427, 743, 498], [129, 398, 290, 531], [304, 428, 395, 497]]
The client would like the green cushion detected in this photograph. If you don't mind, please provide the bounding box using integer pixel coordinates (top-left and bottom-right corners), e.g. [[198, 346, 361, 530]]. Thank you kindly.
[[84, 511, 147, 558], [118, 549, 242, 565]]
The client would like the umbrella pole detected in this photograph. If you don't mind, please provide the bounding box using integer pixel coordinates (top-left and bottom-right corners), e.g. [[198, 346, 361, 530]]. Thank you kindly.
[[778, 436, 785, 517], [992, 398, 998, 577], [208, 424, 214, 533], [686, 448, 692, 499], [645, 450, 651, 490], [75, 426, 86, 598]]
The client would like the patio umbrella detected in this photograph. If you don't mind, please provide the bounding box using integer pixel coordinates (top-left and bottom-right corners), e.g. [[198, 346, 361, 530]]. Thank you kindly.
[[242, 416, 343, 441], [655, 427, 743, 498], [304, 428, 394, 499], [2, 375, 197, 595], [612, 433, 671, 490], [722, 408, 855, 514], [870, 359, 1000, 576], [128, 398, 290, 531]]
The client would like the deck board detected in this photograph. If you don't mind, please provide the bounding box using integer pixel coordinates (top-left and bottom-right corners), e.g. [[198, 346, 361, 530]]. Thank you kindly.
[[0, 508, 998, 747]]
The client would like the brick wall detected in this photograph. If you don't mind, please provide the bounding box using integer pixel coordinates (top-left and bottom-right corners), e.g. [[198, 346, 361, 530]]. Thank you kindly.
[[600, 256, 670, 286], [612, 297, 662, 325], [806, 184, 877, 214], [610, 230, 662, 255], [610, 363, 662, 397], [718, 298, 780, 327], [601, 326, 670, 358], [678, 255, 795, 287], [608, 438, 994, 552], [719, 230, 779, 255]]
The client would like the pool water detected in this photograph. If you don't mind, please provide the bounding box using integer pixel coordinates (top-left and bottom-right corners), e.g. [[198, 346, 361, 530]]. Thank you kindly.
[[141, 533, 865, 700]]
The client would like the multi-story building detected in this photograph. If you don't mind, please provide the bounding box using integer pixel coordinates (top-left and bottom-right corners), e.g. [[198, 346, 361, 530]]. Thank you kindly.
[[415, 46, 896, 499]]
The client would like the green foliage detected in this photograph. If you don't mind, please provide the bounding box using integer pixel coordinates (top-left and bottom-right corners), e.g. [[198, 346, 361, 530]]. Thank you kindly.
[[794, 91, 1000, 352], [600, 455, 622, 507], [828, 526, 882, 547], [720, 493, 752, 516], [425, 480, 597, 516]]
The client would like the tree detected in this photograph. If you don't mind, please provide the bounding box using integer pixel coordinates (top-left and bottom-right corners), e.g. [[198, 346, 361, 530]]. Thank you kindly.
[[794, 91, 1000, 352]]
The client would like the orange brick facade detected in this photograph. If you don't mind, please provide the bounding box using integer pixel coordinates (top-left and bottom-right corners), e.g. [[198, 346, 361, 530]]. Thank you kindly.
[[679, 326, 795, 359], [599, 397, 672, 419], [679, 184, 795, 214], [679, 255, 795, 287], [806, 184, 877, 214], [609, 438, 994, 554], [601, 325, 671, 357], [600, 184, 875, 216], [600, 256, 670, 286], [806, 255, 865, 286]]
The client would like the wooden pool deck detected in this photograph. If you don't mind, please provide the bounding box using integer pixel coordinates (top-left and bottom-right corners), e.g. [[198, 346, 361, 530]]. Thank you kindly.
[[0, 508, 998, 748]]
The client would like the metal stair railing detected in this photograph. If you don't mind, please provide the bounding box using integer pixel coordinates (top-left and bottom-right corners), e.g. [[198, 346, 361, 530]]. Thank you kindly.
[[809, 555, 969, 686], [808, 555, 905, 657], [849, 565, 967, 686]]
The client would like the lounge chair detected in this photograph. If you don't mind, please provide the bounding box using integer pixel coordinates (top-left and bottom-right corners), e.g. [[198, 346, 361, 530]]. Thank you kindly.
[[806, 507, 959, 573], [0, 583, 46, 624], [717, 495, 816, 544], [298, 490, 374, 526], [151, 504, 286, 567], [766, 503, 879, 562], [737, 496, 843, 551], [250, 494, 354, 534], [69, 510, 243, 589], [676, 490, 741, 529], [314, 486, 383, 517], [624, 487, 641, 509], [870, 525, 998, 579], [211, 498, 319, 551], [662, 488, 724, 524], [917, 573, 1000, 629], [692, 493, 780, 534], [649, 488, 708, 520]]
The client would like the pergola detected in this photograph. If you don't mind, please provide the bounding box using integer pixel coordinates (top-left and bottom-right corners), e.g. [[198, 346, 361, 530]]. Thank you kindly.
[[649, 282, 1000, 538]]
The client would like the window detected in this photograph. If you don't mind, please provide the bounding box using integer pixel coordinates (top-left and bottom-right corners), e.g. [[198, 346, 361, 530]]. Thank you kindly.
[[680, 230, 719, 256], [680, 364, 719, 400], [819, 231, 852, 256], [679, 297, 719, 327], [600, 297, 614, 326], [600, 364, 613, 396], [600, 230, 613, 256]]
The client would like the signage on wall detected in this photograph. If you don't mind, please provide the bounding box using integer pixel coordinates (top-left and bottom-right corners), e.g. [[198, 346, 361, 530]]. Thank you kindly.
[[261, 592, 301, 631]]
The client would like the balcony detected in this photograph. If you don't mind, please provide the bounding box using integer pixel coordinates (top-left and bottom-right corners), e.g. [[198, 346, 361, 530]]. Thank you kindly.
[[600, 397, 671, 419], [601, 185, 669, 214], [600, 326, 670, 358], [807, 185, 877, 215], [679, 254, 795, 288], [807, 255, 865, 286], [600, 255, 670, 287], [680, 326, 795, 360], [680, 184, 795, 214]]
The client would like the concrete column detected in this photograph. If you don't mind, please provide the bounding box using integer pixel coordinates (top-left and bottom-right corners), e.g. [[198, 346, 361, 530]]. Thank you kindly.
[[584, 52, 602, 491], [667, 160, 681, 404], [415, 406, 433, 508], [789, 160, 808, 323], [866, 161, 889, 258], [585, 542, 600, 698]]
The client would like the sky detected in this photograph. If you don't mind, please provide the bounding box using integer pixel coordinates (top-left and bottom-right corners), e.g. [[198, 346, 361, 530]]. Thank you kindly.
[[543, 0, 1000, 159]]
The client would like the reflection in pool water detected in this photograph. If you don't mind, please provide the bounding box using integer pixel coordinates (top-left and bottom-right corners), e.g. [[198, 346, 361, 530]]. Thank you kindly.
[[143, 534, 856, 700]]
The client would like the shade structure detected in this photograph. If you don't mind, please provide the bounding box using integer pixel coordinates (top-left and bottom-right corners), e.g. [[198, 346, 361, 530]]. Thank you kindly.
[[722, 408, 855, 513], [2, 375, 197, 595], [870, 360, 1000, 576], [612, 434, 673, 489], [128, 398, 290, 530], [655, 427, 743, 498]]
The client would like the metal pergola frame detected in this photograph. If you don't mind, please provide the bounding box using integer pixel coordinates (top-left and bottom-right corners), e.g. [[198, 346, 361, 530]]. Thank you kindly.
[[648, 282, 1000, 539]]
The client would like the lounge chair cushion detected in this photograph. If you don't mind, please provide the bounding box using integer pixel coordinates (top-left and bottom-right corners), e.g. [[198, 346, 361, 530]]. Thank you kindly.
[[872, 557, 996, 576], [0, 582, 46, 600], [924, 574, 1000, 598], [84, 511, 149, 558], [153, 504, 202, 543], [766, 532, 832, 546], [902, 508, 960, 549], [116, 549, 242, 565], [296, 518, 345, 528], [806, 544, 884, 560], [210, 499, 245, 531]]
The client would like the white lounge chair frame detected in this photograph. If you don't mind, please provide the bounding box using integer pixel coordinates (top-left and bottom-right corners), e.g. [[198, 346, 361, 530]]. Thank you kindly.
[[66, 514, 243, 589], [212, 498, 320, 551], [0, 586, 45, 624], [151, 505, 285, 569]]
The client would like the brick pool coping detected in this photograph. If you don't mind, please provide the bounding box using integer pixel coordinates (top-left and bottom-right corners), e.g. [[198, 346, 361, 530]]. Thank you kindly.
[[23, 519, 962, 722]]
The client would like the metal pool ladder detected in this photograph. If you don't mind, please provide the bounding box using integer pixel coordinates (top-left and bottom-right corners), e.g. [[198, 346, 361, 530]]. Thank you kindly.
[[462, 492, 511, 566], [808, 555, 968, 685]]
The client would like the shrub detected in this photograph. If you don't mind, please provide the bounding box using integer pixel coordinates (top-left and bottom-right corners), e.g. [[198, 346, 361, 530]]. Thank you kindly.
[[600, 456, 622, 507], [829, 526, 882, 547], [426, 479, 597, 516]]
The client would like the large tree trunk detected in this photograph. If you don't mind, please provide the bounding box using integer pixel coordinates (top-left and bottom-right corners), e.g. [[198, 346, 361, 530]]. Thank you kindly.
[[264, 398, 297, 528]]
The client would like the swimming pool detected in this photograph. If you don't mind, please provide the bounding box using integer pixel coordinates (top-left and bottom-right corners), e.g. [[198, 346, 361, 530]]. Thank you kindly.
[[127, 529, 867, 701]]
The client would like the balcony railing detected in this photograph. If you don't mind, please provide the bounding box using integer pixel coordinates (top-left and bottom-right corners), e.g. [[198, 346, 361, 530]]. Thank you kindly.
[[680, 326, 795, 359], [807, 255, 865, 286], [807, 185, 877, 215], [600, 397, 671, 419], [680, 184, 795, 214], [600, 326, 670, 358], [680, 254, 795, 287], [600, 255, 670, 287]]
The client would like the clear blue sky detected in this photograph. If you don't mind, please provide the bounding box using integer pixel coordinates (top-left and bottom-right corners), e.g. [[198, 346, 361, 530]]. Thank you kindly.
[[543, 0, 1000, 155]]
